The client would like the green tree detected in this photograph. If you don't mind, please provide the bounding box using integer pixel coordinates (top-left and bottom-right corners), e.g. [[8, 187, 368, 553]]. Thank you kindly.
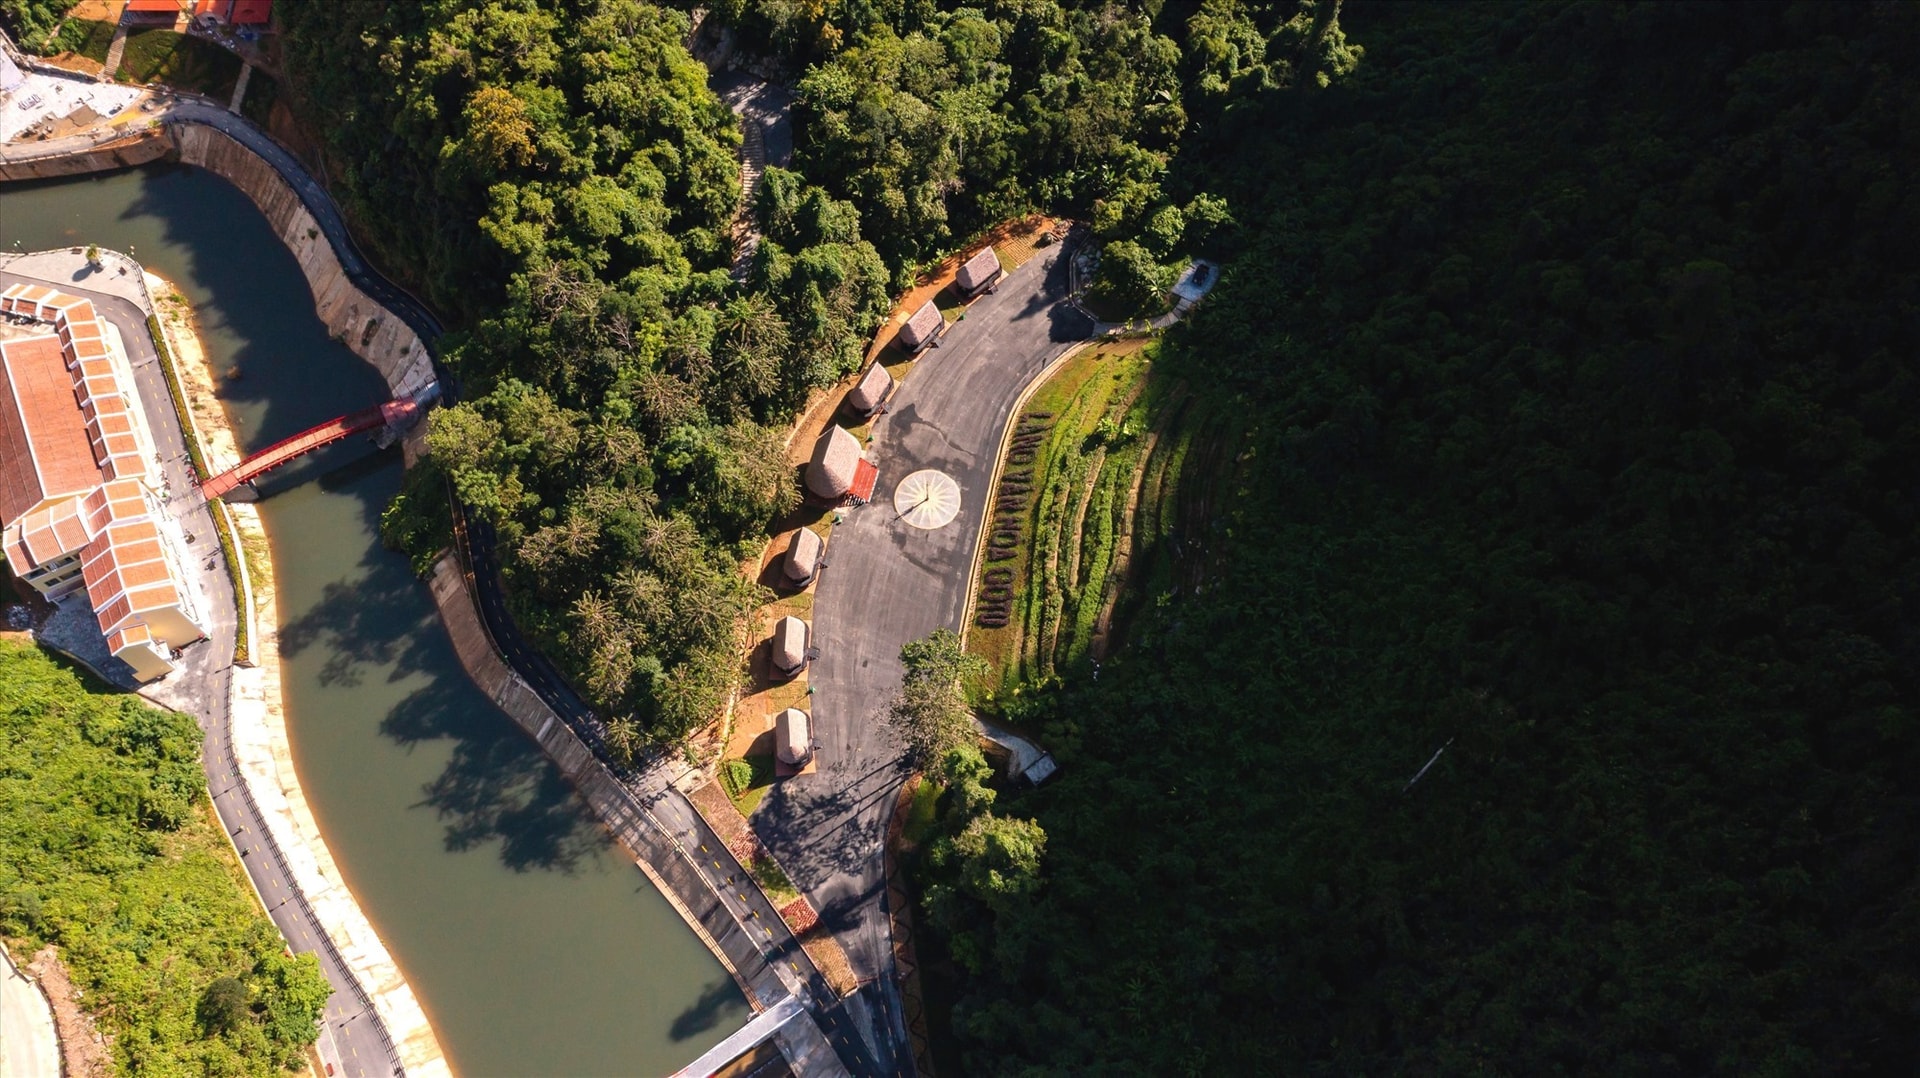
[[197, 976, 249, 1035], [604, 717, 640, 765], [889, 628, 986, 769], [1088, 240, 1167, 317]]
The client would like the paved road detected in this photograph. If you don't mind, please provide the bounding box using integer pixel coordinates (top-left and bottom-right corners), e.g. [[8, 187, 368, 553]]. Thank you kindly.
[[0, 946, 58, 1078], [753, 241, 1094, 1069], [0, 266, 400, 1076]]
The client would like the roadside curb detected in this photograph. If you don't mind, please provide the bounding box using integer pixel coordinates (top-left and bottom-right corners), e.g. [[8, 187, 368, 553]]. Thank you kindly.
[[957, 337, 1096, 646]]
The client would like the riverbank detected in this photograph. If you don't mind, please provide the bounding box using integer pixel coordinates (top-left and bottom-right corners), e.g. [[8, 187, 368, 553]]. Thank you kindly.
[[1, 70, 794, 1070], [149, 272, 452, 1078]]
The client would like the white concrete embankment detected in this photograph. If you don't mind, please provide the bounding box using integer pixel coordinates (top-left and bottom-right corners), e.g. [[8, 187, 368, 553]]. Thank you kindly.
[[150, 273, 452, 1078]]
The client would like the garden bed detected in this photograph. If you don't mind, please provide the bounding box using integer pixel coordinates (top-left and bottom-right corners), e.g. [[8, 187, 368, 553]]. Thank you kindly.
[[967, 339, 1234, 696]]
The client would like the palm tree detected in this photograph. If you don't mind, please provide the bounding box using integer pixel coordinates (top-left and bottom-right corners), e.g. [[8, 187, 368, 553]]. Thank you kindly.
[[604, 716, 641, 765]]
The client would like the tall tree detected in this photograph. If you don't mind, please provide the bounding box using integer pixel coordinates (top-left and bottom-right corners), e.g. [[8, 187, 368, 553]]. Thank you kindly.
[[889, 628, 987, 769]]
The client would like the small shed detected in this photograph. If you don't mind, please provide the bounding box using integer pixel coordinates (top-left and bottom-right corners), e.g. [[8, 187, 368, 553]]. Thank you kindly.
[[846, 362, 893, 416], [776, 708, 813, 765], [806, 426, 861, 500], [896, 299, 943, 353], [771, 615, 809, 678], [783, 526, 823, 586], [956, 246, 1003, 296]]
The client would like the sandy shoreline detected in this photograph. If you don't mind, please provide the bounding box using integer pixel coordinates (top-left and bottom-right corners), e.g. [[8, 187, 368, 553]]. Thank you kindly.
[[147, 271, 452, 1078]]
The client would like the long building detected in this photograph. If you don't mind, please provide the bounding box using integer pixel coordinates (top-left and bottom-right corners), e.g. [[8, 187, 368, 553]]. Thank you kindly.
[[1, 283, 205, 680]]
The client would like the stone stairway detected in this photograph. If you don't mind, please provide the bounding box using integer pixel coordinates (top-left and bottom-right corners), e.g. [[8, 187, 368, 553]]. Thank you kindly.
[[730, 116, 766, 281], [101, 18, 130, 80]]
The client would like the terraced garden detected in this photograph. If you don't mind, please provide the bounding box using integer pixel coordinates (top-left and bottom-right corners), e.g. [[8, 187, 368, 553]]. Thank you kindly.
[[969, 340, 1244, 696]]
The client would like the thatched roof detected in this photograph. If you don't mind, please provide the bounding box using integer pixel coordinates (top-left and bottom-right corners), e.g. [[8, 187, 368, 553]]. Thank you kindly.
[[777, 707, 812, 764], [784, 526, 823, 583], [772, 615, 809, 675], [897, 299, 943, 352], [847, 362, 894, 414], [806, 425, 862, 498], [956, 246, 1003, 294]]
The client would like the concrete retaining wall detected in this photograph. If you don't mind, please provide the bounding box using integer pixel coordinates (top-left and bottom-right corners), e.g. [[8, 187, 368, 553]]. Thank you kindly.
[[424, 554, 767, 1006], [170, 125, 435, 401], [0, 131, 172, 180]]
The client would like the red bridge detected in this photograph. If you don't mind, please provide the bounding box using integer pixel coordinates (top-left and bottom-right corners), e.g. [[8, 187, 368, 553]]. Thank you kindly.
[[202, 393, 432, 499]]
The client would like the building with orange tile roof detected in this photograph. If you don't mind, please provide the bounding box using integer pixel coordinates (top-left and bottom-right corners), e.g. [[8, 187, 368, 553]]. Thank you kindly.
[[1, 283, 203, 681], [192, 0, 271, 26]]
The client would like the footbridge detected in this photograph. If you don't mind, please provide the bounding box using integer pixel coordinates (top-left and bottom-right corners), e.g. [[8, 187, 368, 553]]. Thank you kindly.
[[202, 385, 437, 499]]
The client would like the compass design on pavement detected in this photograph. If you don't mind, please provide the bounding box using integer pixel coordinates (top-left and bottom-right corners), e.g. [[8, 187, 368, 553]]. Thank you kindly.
[[893, 469, 962, 529]]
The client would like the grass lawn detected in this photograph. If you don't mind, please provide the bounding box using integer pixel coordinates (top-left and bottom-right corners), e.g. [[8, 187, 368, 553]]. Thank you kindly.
[[65, 18, 115, 64], [722, 752, 778, 816], [117, 28, 241, 98], [748, 849, 800, 906], [900, 776, 943, 847]]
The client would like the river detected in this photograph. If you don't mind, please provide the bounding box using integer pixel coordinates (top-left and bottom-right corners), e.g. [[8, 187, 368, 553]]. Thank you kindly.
[[0, 166, 748, 1075]]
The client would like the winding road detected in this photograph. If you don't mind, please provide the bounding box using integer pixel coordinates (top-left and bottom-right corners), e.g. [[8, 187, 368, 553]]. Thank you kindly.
[[753, 241, 1095, 1070]]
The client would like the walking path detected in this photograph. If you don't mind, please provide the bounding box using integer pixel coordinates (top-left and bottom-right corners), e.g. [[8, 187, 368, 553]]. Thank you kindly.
[[712, 70, 793, 281], [101, 20, 128, 80], [227, 61, 251, 114], [0, 947, 57, 1078]]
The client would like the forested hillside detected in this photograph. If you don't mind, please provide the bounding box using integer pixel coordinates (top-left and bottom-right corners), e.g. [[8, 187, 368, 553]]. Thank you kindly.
[[0, 642, 330, 1074], [270, 0, 1920, 1071], [281, 0, 893, 746], [905, 1, 1920, 1072]]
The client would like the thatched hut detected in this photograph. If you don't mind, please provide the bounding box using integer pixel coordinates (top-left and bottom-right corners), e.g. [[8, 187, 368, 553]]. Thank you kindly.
[[776, 707, 813, 765], [956, 246, 1003, 296], [896, 299, 943, 353], [847, 361, 894, 416], [771, 615, 809, 678], [784, 526, 823, 586], [806, 425, 862, 499]]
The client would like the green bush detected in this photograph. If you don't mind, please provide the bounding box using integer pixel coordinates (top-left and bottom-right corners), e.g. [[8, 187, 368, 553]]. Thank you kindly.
[[720, 758, 754, 800], [0, 642, 328, 1073]]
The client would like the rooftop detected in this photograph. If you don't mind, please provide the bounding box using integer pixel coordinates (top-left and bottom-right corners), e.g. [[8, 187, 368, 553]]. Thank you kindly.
[[806, 426, 862, 499], [897, 299, 943, 352], [956, 245, 1003, 294], [0, 335, 102, 526]]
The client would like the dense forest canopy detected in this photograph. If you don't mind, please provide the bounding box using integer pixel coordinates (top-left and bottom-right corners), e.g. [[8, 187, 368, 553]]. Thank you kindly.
[[894, 1, 1920, 1073], [283, 0, 896, 745], [267, 0, 1920, 1072]]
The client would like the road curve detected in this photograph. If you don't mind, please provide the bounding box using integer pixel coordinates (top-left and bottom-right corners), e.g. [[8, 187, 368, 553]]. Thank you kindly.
[[752, 241, 1094, 1070]]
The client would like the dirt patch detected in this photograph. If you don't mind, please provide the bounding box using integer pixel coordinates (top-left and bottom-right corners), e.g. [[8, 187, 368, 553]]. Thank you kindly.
[[799, 929, 858, 998], [24, 944, 113, 1078]]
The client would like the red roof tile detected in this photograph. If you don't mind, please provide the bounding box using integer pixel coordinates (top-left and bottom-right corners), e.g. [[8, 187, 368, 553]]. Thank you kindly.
[[1, 336, 102, 526]]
